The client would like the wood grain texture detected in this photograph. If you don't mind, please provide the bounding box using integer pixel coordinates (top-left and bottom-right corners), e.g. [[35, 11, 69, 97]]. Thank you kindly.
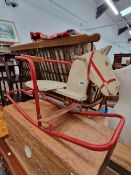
[[104, 167, 118, 175], [111, 142, 131, 172], [0, 139, 27, 175], [11, 33, 100, 51], [0, 103, 130, 174], [0, 106, 8, 138], [0, 106, 26, 175], [4, 100, 114, 175]]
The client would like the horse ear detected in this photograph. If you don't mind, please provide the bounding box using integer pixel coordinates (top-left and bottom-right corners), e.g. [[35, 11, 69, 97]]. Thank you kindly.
[[75, 55, 86, 61], [98, 45, 112, 55]]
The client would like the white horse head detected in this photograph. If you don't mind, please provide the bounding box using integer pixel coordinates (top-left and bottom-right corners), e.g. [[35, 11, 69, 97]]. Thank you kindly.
[[76, 46, 119, 96]]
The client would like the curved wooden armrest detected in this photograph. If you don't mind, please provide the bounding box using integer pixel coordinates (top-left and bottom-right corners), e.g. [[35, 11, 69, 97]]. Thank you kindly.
[[11, 33, 101, 51]]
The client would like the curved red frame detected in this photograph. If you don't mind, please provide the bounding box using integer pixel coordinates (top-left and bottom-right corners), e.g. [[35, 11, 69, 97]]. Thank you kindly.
[[6, 55, 125, 151]]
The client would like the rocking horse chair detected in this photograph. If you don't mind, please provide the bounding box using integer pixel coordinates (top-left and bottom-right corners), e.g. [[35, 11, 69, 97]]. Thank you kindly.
[[23, 46, 118, 106], [6, 46, 125, 152]]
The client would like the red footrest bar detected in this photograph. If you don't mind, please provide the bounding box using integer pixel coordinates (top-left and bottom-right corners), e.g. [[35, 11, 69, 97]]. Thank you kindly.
[[39, 103, 81, 123]]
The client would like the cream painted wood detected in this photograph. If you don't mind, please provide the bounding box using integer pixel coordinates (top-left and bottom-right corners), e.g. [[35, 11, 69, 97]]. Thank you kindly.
[[25, 80, 66, 91], [53, 59, 88, 101], [74, 47, 119, 96]]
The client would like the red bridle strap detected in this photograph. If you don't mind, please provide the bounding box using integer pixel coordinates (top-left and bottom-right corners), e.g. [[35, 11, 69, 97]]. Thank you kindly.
[[87, 51, 116, 91], [87, 51, 95, 81], [99, 78, 116, 90]]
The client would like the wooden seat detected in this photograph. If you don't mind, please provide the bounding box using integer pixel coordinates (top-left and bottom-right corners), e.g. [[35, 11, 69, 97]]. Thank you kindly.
[[25, 80, 66, 91]]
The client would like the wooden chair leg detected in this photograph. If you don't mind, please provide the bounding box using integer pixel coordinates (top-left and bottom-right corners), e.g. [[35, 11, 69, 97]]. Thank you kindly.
[[98, 144, 116, 175], [98, 96, 108, 113], [0, 153, 11, 175], [0, 81, 4, 106]]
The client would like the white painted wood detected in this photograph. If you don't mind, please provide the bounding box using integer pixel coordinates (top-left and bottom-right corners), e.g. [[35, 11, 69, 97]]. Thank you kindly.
[[25, 80, 66, 91], [109, 65, 131, 147]]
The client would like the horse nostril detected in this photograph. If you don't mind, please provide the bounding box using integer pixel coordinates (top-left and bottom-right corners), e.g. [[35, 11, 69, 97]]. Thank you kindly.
[[116, 86, 119, 90]]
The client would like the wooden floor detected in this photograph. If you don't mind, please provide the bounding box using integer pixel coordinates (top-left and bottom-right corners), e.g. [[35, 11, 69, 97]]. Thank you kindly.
[[0, 105, 131, 173]]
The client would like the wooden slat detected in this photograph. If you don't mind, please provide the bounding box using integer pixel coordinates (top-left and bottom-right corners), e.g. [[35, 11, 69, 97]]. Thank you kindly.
[[11, 33, 100, 51]]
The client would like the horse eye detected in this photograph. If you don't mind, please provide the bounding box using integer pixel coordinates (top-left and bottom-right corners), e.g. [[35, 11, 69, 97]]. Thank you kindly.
[[105, 61, 109, 66]]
